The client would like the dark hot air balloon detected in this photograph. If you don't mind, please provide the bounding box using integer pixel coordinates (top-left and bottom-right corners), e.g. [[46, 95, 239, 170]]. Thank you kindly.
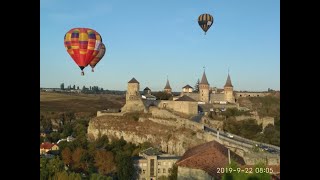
[[198, 14, 214, 35], [90, 43, 106, 72], [64, 28, 102, 75]]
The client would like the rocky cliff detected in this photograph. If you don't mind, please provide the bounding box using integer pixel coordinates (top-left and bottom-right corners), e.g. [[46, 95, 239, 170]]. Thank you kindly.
[[87, 108, 208, 156]]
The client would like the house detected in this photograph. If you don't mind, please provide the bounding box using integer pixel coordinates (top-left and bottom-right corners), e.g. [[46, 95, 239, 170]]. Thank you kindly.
[[176, 141, 245, 180], [40, 142, 59, 155], [133, 147, 181, 180]]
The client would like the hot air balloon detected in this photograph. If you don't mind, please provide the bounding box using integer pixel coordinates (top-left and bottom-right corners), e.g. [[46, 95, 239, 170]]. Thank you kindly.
[[90, 43, 106, 72], [198, 14, 214, 35], [64, 28, 102, 75]]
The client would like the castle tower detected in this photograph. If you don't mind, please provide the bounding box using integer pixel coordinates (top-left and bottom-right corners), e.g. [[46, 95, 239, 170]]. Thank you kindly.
[[199, 70, 210, 103], [126, 78, 141, 101], [121, 77, 146, 112], [164, 78, 172, 94], [143, 87, 151, 95], [224, 73, 235, 103]]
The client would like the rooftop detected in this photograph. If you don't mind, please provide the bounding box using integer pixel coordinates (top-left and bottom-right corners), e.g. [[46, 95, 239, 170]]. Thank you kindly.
[[176, 141, 245, 179], [175, 95, 196, 102], [128, 78, 139, 84], [183, 85, 193, 89]]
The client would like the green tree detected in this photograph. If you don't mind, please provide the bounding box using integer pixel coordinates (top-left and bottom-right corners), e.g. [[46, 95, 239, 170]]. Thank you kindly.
[[46, 156, 64, 178], [116, 152, 135, 180], [53, 171, 69, 180], [96, 134, 109, 149], [49, 131, 60, 143], [168, 164, 178, 180], [40, 158, 49, 180], [194, 78, 200, 92], [153, 91, 172, 100], [60, 83, 65, 90], [68, 172, 82, 180], [90, 173, 113, 180], [262, 124, 280, 146]]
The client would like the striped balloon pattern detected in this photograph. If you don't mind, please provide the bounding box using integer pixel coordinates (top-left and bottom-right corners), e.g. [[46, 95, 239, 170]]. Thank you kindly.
[[64, 28, 102, 74], [90, 43, 106, 72], [198, 14, 214, 34]]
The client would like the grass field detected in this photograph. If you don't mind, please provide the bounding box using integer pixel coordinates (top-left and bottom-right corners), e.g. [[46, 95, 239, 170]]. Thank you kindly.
[[40, 92, 125, 114]]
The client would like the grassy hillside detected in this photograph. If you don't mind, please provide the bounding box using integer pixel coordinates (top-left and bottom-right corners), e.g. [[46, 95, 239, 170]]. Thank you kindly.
[[237, 95, 280, 118], [40, 92, 125, 114]]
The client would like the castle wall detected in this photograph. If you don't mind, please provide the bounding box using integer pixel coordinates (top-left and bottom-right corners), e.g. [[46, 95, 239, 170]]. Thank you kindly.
[[235, 115, 274, 129], [235, 92, 271, 98], [157, 101, 198, 116]]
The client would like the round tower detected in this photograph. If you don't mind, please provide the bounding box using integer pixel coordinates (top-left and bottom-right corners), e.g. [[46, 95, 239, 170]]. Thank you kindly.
[[224, 73, 235, 103], [199, 71, 210, 103], [127, 77, 140, 101]]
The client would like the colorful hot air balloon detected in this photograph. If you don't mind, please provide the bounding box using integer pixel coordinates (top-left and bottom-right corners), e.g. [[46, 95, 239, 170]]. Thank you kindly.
[[198, 14, 214, 35], [64, 28, 102, 75], [90, 43, 106, 72]]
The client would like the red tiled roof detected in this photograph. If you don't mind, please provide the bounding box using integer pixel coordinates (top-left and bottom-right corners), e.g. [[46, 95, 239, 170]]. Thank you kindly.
[[176, 141, 245, 179], [40, 142, 57, 149]]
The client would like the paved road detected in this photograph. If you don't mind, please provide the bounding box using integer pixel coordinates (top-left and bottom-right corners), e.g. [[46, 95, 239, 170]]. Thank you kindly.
[[203, 125, 280, 155]]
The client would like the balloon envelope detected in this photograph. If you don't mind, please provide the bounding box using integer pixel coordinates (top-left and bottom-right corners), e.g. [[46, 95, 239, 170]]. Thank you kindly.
[[64, 28, 102, 72], [198, 14, 214, 34], [90, 43, 106, 71]]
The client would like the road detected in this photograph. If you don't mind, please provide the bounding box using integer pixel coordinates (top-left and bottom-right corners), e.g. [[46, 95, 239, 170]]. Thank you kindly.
[[203, 125, 280, 155]]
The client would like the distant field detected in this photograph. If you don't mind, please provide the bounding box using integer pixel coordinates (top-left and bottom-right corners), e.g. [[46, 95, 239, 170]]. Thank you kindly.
[[40, 92, 125, 113]]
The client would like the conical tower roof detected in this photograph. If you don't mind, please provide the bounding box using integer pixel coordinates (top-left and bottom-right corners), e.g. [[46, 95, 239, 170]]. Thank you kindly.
[[164, 79, 171, 89], [128, 78, 139, 84], [224, 74, 233, 87], [200, 71, 209, 85]]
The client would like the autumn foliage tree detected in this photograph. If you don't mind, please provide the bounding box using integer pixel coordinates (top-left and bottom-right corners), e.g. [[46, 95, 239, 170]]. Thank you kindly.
[[61, 147, 72, 166], [94, 149, 116, 175]]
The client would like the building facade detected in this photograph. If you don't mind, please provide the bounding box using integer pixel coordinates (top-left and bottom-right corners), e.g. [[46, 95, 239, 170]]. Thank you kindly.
[[134, 147, 180, 180]]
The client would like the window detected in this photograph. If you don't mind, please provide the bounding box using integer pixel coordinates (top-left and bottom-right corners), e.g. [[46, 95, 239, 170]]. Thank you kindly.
[[163, 169, 166, 173], [158, 162, 161, 166], [142, 169, 146, 174], [158, 168, 160, 173]]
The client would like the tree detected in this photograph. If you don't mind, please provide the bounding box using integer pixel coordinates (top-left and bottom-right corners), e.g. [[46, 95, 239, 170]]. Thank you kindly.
[[40, 158, 49, 180], [77, 86, 79, 90], [153, 91, 172, 100], [46, 156, 64, 178], [194, 78, 200, 92], [61, 147, 73, 166], [60, 83, 65, 90], [96, 135, 109, 149], [72, 147, 89, 172], [116, 152, 135, 180], [53, 171, 69, 179], [94, 150, 116, 175], [73, 85, 76, 89], [168, 164, 178, 180], [48, 131, 60, 143]]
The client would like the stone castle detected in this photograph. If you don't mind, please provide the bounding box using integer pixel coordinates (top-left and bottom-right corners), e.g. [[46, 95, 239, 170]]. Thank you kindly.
[[121, 71, 240, 116]]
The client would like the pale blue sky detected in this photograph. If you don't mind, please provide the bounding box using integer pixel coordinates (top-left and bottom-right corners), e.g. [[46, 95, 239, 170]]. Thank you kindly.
[[40, 0, 280, 91]]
